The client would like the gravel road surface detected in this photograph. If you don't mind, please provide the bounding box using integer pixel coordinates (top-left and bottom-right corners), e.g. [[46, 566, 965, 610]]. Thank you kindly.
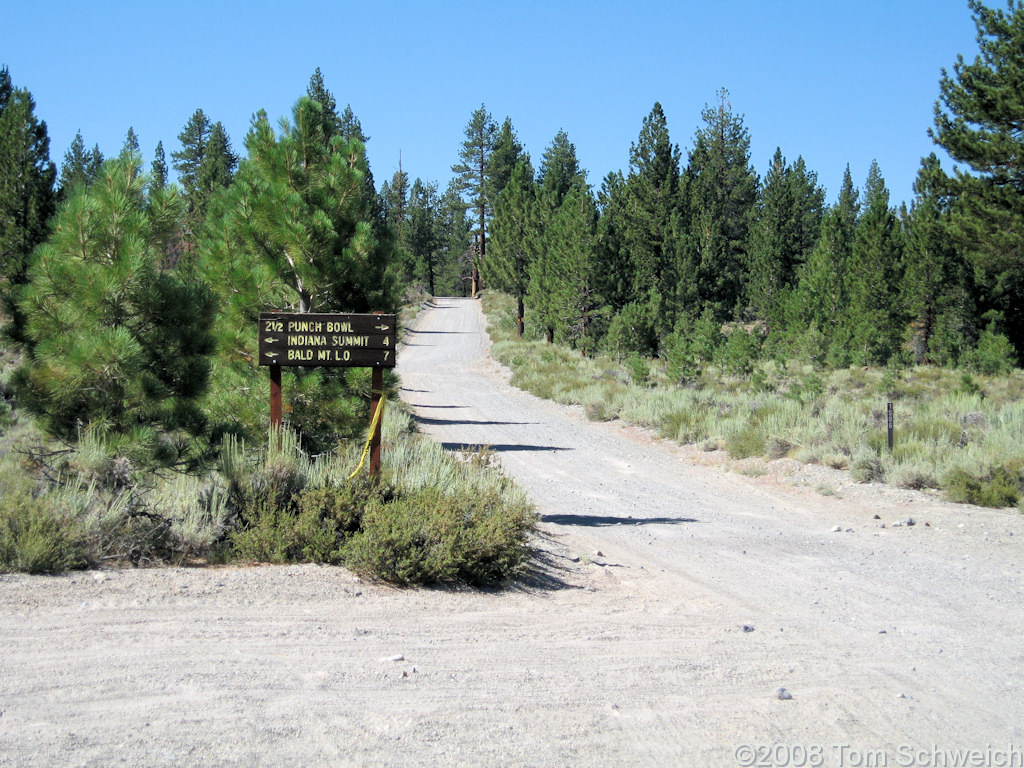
[[2, 296, 1022, 767]]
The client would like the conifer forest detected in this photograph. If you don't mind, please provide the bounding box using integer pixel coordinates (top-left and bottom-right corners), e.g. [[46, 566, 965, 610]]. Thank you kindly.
[[1, 1, 1024, 575]]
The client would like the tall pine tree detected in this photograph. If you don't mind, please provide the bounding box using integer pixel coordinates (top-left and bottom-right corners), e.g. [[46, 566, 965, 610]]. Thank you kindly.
[[0, 66, 56, 293], [682, 90, 758, 323], [486, 158, 538, 336], [487, 117, 525, 203], [931, 0, 1024, 354], [151, 141, 168, 191], [786, 167, 860, 363], [451, 105, 498, 295], [844, 161, 904, 364], [621, 102, 680, 310], [405, 178, 442, 296], [436, 179, 474, 296], [529, 180, 600, 348], [59, 131, 103, 193], [172, 109, 236, 238], [902, 153, 976, 364], [745, 149, 824, 332], [594, 171, 632, 315], [13, 155, 215, 465]]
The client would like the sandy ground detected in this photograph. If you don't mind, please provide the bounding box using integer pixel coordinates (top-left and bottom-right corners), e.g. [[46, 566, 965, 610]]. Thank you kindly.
[[1, 297, 1022, 767]]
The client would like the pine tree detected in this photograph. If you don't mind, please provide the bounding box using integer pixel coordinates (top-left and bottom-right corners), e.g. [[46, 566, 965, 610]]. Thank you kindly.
[[902, 154, 977, 364], [485, 158, 538, 336], [594, 171, 631, 316], [172, 109, 236, 239], [619, 103, 680, 342], [487, 117, 525, 203], [931, 0, 1024, 353], [451, 105, 498, 295], [198, 98, 397, 450], [307, 67, 341, 136], [120, 127, 140, 159], [309, 80, 388, 236], [529, 180, 600, 347], [525, 131, 590, 342], [436, 179, 473, 295], [13, 155, 215, 464], [197, 121, 236, 196], [151, 140, 167, 190], [537, 129, 582, 206], [548, 183, 602, 350], [309, 79, 380, 239], [385, 160, 410, 246], [59, 131, 103, 193], [405, 178, 442, 296], [0, 67, 56, 292], [339, 104, 368, 143], [786, 167, 859, 363], [172, 109, 210, 202], [746, 149, 824, 330], [844, 161, 904, 364], [683, 90, 758, 322]]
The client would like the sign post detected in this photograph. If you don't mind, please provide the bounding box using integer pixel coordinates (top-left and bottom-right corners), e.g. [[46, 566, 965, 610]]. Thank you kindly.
[[258, 311, 397, 476]]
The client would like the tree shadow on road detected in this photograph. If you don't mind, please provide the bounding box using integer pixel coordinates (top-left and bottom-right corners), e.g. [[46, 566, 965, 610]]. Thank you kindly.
[[442, 442, 570, 453], [405, 329, 475, 335], [415, 415, 537, 427], [541, 514, 698, 526]]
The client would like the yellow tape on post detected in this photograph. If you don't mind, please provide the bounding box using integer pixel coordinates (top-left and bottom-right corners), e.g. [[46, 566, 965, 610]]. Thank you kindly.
[[347, 392, 386, 481]]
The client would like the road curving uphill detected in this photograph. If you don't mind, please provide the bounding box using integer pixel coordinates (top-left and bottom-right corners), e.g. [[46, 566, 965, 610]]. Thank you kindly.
[[1, 296, 1022, 767]]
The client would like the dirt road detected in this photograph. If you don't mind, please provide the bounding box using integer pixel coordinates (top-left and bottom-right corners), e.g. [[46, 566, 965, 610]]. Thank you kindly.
[[2, 297, 1022, 767]]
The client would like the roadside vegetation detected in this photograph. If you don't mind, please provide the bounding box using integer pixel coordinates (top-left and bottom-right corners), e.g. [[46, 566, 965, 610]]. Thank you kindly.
[[0, 72, 534, 580], [0, 387, 534, 582], [483, 290, 1024, 511]]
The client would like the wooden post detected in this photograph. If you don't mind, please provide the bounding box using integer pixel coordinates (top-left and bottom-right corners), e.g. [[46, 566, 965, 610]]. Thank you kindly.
[[369, 310, 386, 478], [887, 402, 894, 451], [270, 364, 282, 449], [370, 366, 383, 478]]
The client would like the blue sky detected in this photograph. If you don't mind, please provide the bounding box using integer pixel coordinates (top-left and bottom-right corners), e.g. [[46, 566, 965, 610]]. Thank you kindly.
[[3, 1, 979, 207]]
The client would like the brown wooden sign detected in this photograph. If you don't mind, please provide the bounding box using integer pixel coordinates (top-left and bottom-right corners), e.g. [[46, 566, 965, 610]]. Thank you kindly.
[[258, 312, 397, 368]]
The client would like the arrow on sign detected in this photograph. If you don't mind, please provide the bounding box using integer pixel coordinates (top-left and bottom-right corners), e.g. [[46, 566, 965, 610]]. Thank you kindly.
[[264, 351, 279, 359], [374, 324, 391, 332], [264, 337, 279, 343]]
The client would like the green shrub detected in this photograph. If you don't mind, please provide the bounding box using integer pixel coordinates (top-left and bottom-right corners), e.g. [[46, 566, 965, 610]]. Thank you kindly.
[[222, 421, 536, 585], [603, 299, 659, 358], [785, 373, 824, 405], [765, 435, 793, 459], [664, 332, 700, 384], [962, 329, 1017, 375], [725, 425, 765, 459], [343, 485, 534, 586], [717, 328, 761, 377], [229, 476, 387, 564], [625, 353, 650, 385], [850, 452, 884, 483], [0, 490, 88, 574], [944, 466, 1020, 507], [659, 406, 711, 444]]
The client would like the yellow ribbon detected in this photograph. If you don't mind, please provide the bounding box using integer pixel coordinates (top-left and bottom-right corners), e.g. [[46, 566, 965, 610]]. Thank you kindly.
[[347, 391, 386, 480]]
